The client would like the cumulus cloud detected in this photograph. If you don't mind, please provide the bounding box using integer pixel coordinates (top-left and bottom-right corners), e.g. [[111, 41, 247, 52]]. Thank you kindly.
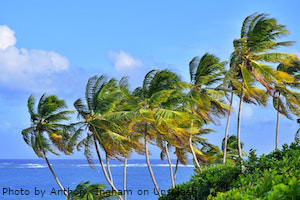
[[0, 25, 16, 50], [108, 50, 143, 72], [0, 25, 69, 92]]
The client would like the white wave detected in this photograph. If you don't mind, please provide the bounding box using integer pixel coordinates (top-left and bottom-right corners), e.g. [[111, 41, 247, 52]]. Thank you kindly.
[[1, 162, 12, 165], [18, 163, 47, 169], [73, 163, 194, 168]]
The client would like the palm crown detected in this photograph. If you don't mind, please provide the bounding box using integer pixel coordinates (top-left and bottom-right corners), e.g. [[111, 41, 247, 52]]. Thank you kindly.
[[22, 94, 73, 157]]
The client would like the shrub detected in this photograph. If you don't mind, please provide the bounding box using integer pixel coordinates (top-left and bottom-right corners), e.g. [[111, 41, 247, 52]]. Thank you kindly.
[[159, 164, 241, 200], [212, 142, 300, 200], [160, 142, 300, 200]]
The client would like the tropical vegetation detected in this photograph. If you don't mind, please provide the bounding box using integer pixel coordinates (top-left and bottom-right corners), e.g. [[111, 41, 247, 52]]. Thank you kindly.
[[21, 13, 300, 199], [160, 142, 300, 200]]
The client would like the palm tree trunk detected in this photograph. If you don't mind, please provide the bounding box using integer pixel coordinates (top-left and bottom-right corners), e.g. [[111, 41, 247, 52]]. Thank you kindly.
[[43, 152, 68, 196], [275, 93, 281, 150], [92, 134, 123, 200], [189, 135, 200, 168], [123, 158, 127, 200], [275, 110, 280, 150], [189, 110, 201, 168], [173, 159, 179, 182], [144, 133, 161, 197], [237, 83, 244, 159], [164, 141, 175, 188], [106, 153, 114, 183], [223, 92, 233, 164]]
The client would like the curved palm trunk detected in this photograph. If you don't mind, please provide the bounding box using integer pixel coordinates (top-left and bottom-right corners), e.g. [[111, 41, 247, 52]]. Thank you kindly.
[[237, 84, 244, 159], [173, 159, 179, 182], [144, 134, 161, 197], [189, 135, 200, 168], [189, 111, 201, 168], [106, 153, 114, 183], [123, 158, 127, 200], [43, 152, 68, 196], [164, 141, 175, 188], [275, 110, 280, 150], [223, 92, 233, 164], [92, 134, 123, 200]]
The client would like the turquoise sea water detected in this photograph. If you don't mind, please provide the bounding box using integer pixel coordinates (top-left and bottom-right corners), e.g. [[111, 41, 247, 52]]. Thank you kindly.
[[0, 159, 194, 200]]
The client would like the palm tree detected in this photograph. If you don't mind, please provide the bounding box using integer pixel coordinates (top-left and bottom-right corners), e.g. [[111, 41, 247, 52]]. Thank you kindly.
[[188, 53, 229, 167], [22, 94, 73, 195], [273, 61, 300, 149], [114, 69, 189, 197], [231, 13, 297, 158], [112, 77, 144, 200], [143, 69, 185, 188], [221, 135, 246, 163], [69, 75, 130, 200], [67, 181, 116, 200]]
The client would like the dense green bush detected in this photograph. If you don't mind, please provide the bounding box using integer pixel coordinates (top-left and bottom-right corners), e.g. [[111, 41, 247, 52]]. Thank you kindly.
[[212, 143, 300, 200], [159, 164, 241, 200], [160, 142, 300, 200]]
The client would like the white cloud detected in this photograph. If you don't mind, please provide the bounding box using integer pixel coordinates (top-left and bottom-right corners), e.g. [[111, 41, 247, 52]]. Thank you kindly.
[[0, 25, 69, 92], [0, 25, 17, 50], [108, 50, 143, 72]]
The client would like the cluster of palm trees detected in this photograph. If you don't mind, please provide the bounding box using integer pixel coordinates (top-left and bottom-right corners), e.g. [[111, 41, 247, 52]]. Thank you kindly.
[[21, 13, 300, 199]]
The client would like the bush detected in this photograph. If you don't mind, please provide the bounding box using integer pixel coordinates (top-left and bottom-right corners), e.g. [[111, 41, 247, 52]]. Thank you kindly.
[[212, 143, 300, 200], [159, 164, 241, 200], [160, 142, 300, 200]]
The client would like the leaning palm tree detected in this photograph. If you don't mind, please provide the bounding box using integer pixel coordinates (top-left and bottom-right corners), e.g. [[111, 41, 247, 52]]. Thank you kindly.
[[188, 53, 229, 167], [69, 75, 129, 200], [67, 181, 116, 200], [143, 69, 185, 188], [273, 61, 300, 149], [112, 77, 144, 200], [114, 69, 189, 197], [231, 13, 297, 158], [22, 94, 73, 195]]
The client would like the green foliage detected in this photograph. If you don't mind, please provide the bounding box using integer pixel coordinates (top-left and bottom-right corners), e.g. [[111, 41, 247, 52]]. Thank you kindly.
[[67, 181, 116, 200], [22, 94, 73, 157], [159, 164, 241, 200], [213, 142, 300, 199], [160, 143, 300, 200]]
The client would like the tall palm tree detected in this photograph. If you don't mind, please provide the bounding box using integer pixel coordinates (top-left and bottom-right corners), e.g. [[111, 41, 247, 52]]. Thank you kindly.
[[22, 94, 73, 195], [188, 53, 229, 167], [143, 69, 185, 188], [231, 13, 297, 158], [273, 61, 300, 149], [69, 75, 130, 200], [114, 69, 189, 197], [112, 77, 144, 200]]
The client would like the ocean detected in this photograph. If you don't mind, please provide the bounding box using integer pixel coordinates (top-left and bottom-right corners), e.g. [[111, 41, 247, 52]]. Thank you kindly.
[[0, 159, 194, 200]]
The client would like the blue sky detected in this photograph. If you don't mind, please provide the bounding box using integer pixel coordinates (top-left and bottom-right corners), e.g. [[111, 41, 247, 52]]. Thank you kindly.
[[0, 0, 299, 159]]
